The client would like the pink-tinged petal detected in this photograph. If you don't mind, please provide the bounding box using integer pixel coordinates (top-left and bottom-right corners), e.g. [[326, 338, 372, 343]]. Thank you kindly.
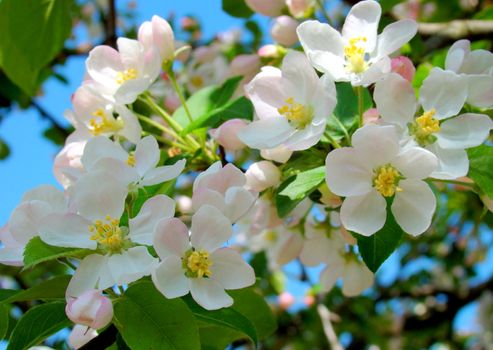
[[238, 117, 295, 150], [129, 195, 175, 245], [117, 105, 142, 144], [140, 159, 186, 187], [224, 187, 257, 223], [39, 213, 95, 249], [420, 68, 467, 120], [0, 225, 24, 266], [86, 45, 122, 89], [66, 254, 114, 298], [320, 259, 344, 292], [192, 189, 227, 214], [106, 246, 158, 286], [191, 205, 232, 252], [21, 185, 66, 212], [153, 218, 191, 259], [351, 124, 400, 166], [245, 66, 286, 120], [340, 190, 387, 236], [342, 0, 381, 52], [81, 136, 128, 170], [151, 15, 175, 61], [209, 248, 255, 289], [69, 325, 98, 349], [9, 201, 52, 244], [426, 143, 469, 180], [134, 136, 160, 177], [437, 113, 493, 150], [393, 146, 438, 180], [445, 40, 470, 73], [193, 162, 246, 194], [189, 278, 233, 310], [376, 19, 417, 58], [117, 38, 144, 72], [325, 147, 372, 197], [374, 73, 417, 128], [392, 179, 436, 236], [342, 260, 374, 297], [391, 56, 416, 82], [70, 170, 127, 222], [465, 75, 493, 108], [152, 256, 189, 298]]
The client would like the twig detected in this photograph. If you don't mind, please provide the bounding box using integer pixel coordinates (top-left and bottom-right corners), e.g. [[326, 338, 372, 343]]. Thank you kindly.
[[30, 100, 70, 137], [317, 304, 344, 350], [418, 20, 493, 39]]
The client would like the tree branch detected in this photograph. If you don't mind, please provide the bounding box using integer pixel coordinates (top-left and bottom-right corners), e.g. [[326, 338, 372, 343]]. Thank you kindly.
[[418, 20, 493, 39]]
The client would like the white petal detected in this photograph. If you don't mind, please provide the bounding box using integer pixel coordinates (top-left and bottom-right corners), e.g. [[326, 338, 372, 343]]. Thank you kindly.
[[275, 232, 304, 265], [81, 137, 128, 171], [393, 146, 438, 179], [358, 56, 391, 86], [191, 205, 232, 252], [320, 260, 343, 292], [245, 66, 285, 119], [351, 124, 400, 167], [91, 158, 139, 186], [325, 147, 372, 197], [153, 218, 191, 259], [237, 117, 294, 150], [342, 0, 381, 52], [140, 159, 186, 187], [342, 260, 374, 297], [9, 201, 52, 244], [134, 136, 160, 176], [192, 189, 227, 214], [66, 254, 114, 298], [223, 187, 257, 223], [427, 143, 469, 180], [374, 73, 417, 127], [189, 278, 233, 310], [86, 46, 122, 90], [465, 75, 493, 109], [437, 113, 493, 149], [21, 185, 66, 212], [391, 179, 436, 236], [39, 213, 95, 249], [117, 106, 142, 144], [445, 39, 469, 73], [194, 163, 246, 194], [152, 256, 189, 298], [376, 19, 417, 58], [106, 246, 158, 286], [460, 49, 493, 75], [209, 248, 255, 289], [117, 38, 144, 71], [340, 190, 387, 236], [129, 195, 175, 245], [420, 68, 467, 120], [281, 50, 321, 101]]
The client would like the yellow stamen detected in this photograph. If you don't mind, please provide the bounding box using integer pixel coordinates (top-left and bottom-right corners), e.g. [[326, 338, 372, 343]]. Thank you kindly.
[[277, 97, 313, 129], [115, 68, 138, 84], [88, 108, 123, 136], [89, 215, 124, 252], [127, 154, 136, 167], [344, 36, 368, 73], [185, 250, 213, 278], [190, 76, 204, 88], [416, 109, 440, 136], [373, 165, 402, 197]]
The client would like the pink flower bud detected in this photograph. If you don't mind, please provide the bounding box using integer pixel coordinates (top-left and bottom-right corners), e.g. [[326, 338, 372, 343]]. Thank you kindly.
[[278, 292, 295, 309], [138, 15, 175, 62], [69, 325, 98, 349], [287, 0, 314, 17], [66, 290, 113, 329], [304, 294, 315, 307], [257, 44, 280, 59], [245, 161, 281, 192], [193, 46, 219, 64], [271, 16, 299, 47], [363, 108, 380, 125], [245, 0, 285, 16], [164, 93, 181, 112], [209, 119, 248, 151], [390, 56, 416, 82], [230, 54, 261, 80], [260, 145, 293, 163]]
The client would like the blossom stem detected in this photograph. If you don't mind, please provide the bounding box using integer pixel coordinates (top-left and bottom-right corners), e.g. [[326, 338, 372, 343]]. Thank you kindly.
[[168, 69, 194, 125], [357, 86, 364, 128], [317, 304, 344, 350], [332, 117, 351, 145], [324, 131, 342, 149], [136, 114, 191, 150], [59, 258, 77, 270]]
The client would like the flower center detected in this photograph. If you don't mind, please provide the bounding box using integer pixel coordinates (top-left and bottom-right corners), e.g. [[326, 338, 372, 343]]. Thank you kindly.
[[190, 75, 204, 88], [408, 108, 440, 146], [265, 231, 278, 242], [344, 36, 368, 73], [373, 165, 402, 197], [115, 68, 138, 84], [89, 215, 127, 253], [277, 97, 313, 129], [184, 250, 213, 278], [127, 154, 136, 167], [89, 109, 124, 136]]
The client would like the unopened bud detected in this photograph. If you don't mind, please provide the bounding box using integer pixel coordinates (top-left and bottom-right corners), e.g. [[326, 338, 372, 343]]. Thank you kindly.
[[271, 16, 299, 46], [245, 161, 281, 192], [66, 290, 113, 329]]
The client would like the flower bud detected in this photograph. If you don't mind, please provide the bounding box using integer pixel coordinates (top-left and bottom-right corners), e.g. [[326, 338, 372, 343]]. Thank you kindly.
[[230, 54, 261, 82], [245, 0, 285, 16], [278, 292, 295, 309], [69, 325, 98, 349], [66, 290, 113, 329], [362, 108, 380, 125], [287, 0, 314, 18], [209, 119, 249, 151], [391, 56, 415, 82], [257, 44, 280, 59], [138, 15, 174, 62], [261, 145, 293, 164], [271, 16, 299, 47], [245, 161, 281, 192]]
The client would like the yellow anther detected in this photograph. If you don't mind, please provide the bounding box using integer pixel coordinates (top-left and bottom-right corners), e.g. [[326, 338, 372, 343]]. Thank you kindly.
[[186, 250, 213, 278], [190, 76, 204, 88], [127, 154, 136, 167], [89, 215, 124, 252], [88, 108, 123, 136], [373, 165, 402, 197], [344, 36, 368, 73], [277, 97, 313, 129], [115, 68, 138, 84], [416, 109, 440, 136], [265, 231, 278, 242]]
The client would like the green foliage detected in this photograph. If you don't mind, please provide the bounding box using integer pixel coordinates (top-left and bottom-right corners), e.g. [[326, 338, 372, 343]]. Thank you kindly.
[[0, 137, 10, 160], [114, 281, 201, 350], [334, 83, 372, 123], [0, 0, 72, 95], [354, 200, 404, 273], [0, 304, 9, 340], [276, 166, 325, 217], [222, 0, 254, 18], [468, 145, 493, 199], [23, 237, 89, 270], [0, 275, 70, 304], [7, 301, 71, 350]]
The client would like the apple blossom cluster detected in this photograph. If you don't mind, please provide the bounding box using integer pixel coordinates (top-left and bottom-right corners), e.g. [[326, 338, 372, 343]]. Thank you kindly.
[[1, 0, 492, 348]]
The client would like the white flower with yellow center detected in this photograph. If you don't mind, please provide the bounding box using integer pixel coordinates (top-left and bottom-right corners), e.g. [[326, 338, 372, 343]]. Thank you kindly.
[[325, 124, 438, 236], [296, 0, 418, 86], [238, 50, 336, 151], [374, 69, 493, 179], [38, 171, 175, 297], [86, 38, 161, 104], [152, 205, 255, 310]]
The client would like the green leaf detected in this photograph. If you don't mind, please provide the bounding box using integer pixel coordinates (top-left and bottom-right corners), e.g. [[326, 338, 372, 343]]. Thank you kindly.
[[468, 145, 493, 199], [0, 0, 72, 95], [7, 301, 71, 350], [379, 0, 405, 12], [276, 166, 325, 217], [114, 281, 200, 350], [1, 275, 70, 304], [222, 0, 254, 18], [0, 137, 10, 160], [23, 237, 89, 270], [183, 295, 257, 345], [354, 200, 404, 273], [0, 304, 9, 340], [334, 83, 372, 123], [0, 290, 19, 303]]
